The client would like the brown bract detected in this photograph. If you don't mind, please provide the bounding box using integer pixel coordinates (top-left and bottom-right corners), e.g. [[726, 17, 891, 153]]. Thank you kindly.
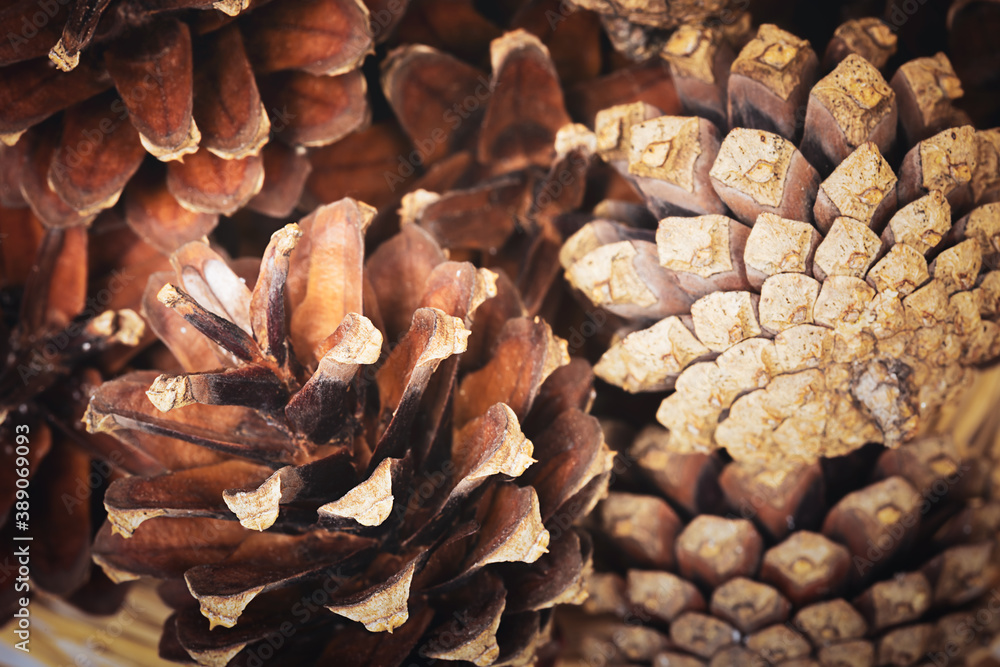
[[814, 141, 898, 233], [564, 0, 749, 61], [380, 30, 609, 319], [728, 24, 818, 141], [661, 23, 735, 128], [87, 198, 612, 666], [822, 18, 897, 71], [801, 54, 897, 175], [891, 53, 968, 146], [628, 115, 728, 217], [708, 128, 819, 225]]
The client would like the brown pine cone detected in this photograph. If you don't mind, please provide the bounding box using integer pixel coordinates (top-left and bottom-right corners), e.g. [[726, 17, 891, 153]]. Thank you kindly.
[[374, 19, 688, 330], [556, 16, 1000, 667], [85, 198, 614, 666], [0, 0, 375, 249], [562, 426, 1000, 666], [0, 205, 171, 619], [299, 2, 691, 279], [378, 28, 591, 319]]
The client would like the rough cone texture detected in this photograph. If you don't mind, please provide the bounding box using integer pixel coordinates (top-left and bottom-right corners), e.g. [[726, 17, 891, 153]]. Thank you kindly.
[[564, 0, 752, 62], [86, 198, 613, 666], [0, 0, 375, 244], [299, 1, 685, 263], [556, 16, 1000, 667], [566, 22, 1000, 469]]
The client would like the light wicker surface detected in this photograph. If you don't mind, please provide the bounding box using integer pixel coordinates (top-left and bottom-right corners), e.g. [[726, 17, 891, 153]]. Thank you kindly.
[[945, 363, 1000, 460], [1, 581, 170, 667]]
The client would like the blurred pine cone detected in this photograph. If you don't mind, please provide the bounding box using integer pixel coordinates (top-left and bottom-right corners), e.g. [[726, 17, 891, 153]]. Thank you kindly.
[[0, 206, 171, 620], [373, 14, 687, 329], [563, 0, 753, 62], [378, 28, 594, 320], [0, 0, 376, 249], [556, 15, 1000, 667], [85, 198, 614, 666]]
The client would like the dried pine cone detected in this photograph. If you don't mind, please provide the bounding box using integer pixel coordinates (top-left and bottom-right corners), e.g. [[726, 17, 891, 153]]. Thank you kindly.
[[86, 198, 614, 666], [569, 20, 1000, 465], [301, 2, 686, 253], [563, 426, 1000, 666], [0, 205, 170, 619], [0, 0, 375, 248], [375, 19, 690, 329], [563, 0, 753, 62], [378, 28, 593, 319], [556, 16, 1000, 667]]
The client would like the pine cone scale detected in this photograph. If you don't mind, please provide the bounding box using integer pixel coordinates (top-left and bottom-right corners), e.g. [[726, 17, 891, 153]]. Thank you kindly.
[[104, 19, 199, 160], [192, 24, 270, 161]]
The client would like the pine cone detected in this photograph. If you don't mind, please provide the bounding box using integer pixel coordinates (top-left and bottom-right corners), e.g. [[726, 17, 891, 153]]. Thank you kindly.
[[299, 2, 690, 282], [376, 17, 690, 329], [569, 20, 1000, 465], [0, 0, 374, 248], [376, 28, 591, 321], [85, 198, 614, 666], [560, 0, 753, 62], [0, 205, 170, 619], [557, 16, 1000, 667]]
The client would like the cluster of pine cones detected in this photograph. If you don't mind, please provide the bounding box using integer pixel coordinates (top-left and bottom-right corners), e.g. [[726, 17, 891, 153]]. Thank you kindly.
[[1, 0, 1000, 666]]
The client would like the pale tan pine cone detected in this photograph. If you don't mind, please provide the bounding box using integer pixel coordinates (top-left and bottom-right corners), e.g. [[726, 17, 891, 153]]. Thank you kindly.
[[556, 16, 1000, 667]]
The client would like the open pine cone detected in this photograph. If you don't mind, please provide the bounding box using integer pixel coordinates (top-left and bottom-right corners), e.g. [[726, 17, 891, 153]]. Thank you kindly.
[[0, 206, 170, 619], [1, 0, 375, 247], [556, 16, 1000, 667], [377, 28, 595, 320], [85, 198, 614, 666]]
